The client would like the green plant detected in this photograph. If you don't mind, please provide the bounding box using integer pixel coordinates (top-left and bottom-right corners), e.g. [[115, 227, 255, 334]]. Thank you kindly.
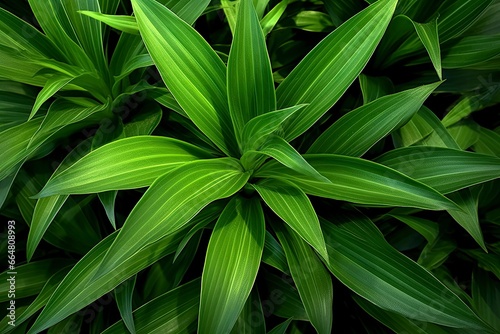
[[1, 0, 500, 333]]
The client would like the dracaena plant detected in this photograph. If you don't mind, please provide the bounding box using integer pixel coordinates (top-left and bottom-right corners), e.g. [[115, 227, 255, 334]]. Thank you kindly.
[[1, 0, 500, 333]]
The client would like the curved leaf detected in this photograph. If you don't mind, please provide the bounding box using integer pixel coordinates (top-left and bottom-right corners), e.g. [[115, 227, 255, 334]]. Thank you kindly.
[[256, 154, 459, 211], [36, 136, 213, 197]]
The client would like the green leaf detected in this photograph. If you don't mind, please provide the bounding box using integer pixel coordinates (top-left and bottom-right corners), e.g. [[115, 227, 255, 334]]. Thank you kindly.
[[274, 222, 333, 334], [253, 178, 328, 260], [0, 267, 71, 333], [114, 276, 137, 334], [442, 35, 500, 68], [132, 0, 237, 156], [256, 154, 459, 211], [27, 195, 69, 261], [95, 158, 250, 280], [388, 214, 439, 244], [28, 0, 97, 72], [437, 0, 494, 42], [62, 0, 108, 77], [321, 213, 487, 329], [448, 189, 486, 251], [102, 279, 201, 334], [260, 0, 290, 36], [36, 136, 213, 197], [263, 271, 308, 321], [230, 288, 266, 334], [79, 11, 139, 34], [268, 319, 293, 334], [29, 98, 110, 147], [417, 236, 456, 270], [243, 135, 329, 182], [472, 269, 500, 331], [308, 82, 441, 155], [241, 105, 305, 152], [376, 146, 500, 194], [276, 0, 397, 141], [27, 227, 187, 333], [98, 191, 118, 229], [0, 7, 64, 60], [413, 17, 442, 79], [358, 74, 394, 104], [262, 230, 289, 274], [0, 259, 74, 302], [227, 0, 276, 142], [473, 126, 500, 158], [199, 196, 264, 333]]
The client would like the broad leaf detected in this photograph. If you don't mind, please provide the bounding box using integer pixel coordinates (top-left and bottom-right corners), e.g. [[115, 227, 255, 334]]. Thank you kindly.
[[243, 135, 329, 182], [199, 196, 265, 333], [114, 276, 137, 334]]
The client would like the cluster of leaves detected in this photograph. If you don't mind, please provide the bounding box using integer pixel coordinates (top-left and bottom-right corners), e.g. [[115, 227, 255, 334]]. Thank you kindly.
[[1, 0, 499, 333]]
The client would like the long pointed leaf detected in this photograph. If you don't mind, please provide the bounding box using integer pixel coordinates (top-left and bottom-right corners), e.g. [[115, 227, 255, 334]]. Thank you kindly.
[[276, 0, 397, 140], [227, 0, 276, 141], [273, 221, 333, 334], [253, 178, 328, 260], [199, 196, 265, 333], [308, 82, 441, 155], [36, 136, 213, 197], [256, 154, 460, 211], [132, 0, 237, 156]]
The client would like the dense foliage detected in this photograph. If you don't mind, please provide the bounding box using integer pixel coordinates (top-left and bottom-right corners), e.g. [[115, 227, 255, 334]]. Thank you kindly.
[[1, 0, 499, 333]]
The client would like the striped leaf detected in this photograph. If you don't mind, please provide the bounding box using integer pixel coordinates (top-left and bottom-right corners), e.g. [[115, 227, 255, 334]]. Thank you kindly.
[[308, 82, 441, 156], [359, 74, 394, 104], [27, 195, 69, 261], [102, 279, 200, 334], [114, 276, 137, 334], [253, 178, 328, 260], [94, 158, 250, 279], [79, 11, 139, 34], [256, 154, 459, 211], [241, 105, 305, 152], [376, 146, 500, 194], [0, 259, 74, 302], [321, 213, 488, 330], [199, 196, 265, 333], [230, 288, 265, 334], [442, 35, 500, 68], [274, 221, 333, 334], [36, 136, 213, 197], [227, 0, 276, 142], [262, 230, 289, 274], [27, 229, 186, 334], [276, 0, 397, 141], [29, 75, 75, 120], [131, 0, 237, 156], [243, 135, 329, 182]]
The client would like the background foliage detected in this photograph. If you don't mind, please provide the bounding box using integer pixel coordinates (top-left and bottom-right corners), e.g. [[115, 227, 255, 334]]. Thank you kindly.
[[0, 0, 499, 333]]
